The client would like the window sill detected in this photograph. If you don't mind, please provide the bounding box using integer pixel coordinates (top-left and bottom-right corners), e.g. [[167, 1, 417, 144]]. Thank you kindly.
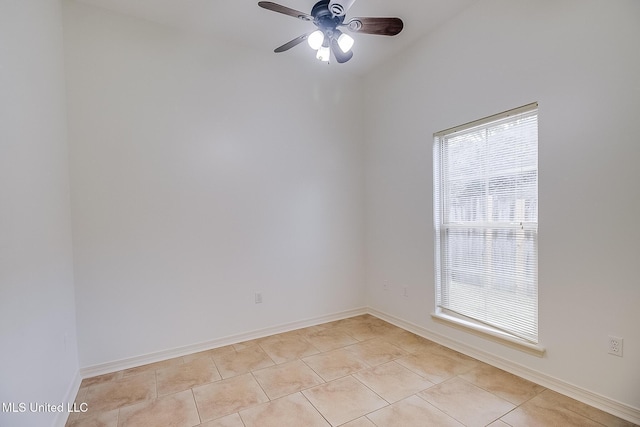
[[431, 310, 546, 357]]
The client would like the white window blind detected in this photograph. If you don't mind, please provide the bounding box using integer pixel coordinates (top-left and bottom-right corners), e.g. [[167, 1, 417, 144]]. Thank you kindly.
[[434, 103, 538, 343]]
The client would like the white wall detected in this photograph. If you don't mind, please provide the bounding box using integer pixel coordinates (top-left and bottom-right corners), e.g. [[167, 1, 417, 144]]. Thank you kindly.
[[63, 2, 365, 368], [0, 1, 80, 427], [364, 0, 640, 412], [6, 0, 635, 423]]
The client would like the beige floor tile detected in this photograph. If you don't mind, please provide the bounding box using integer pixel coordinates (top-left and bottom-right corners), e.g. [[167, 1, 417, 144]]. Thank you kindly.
[[500, 390, 605, 427], [486, 420, 512, 426], [588, 410, 638, 427], [360, 314, 393, 324], [264, 329, 306, 341], [542, 390, 638, 427], [297, 324, 331, 335], [402, 338, 446, 355], [340, 417, 377, 427], [192, 373, 268, 422], [121, 357, 184, 377], [64, 315, 630, 427], [343, 338, 408, 367], [258, 335, 320, 364], [80, 372, 123, 388], [212, 345, 274, 379], [302, 348, 370, 382], [66, 387, 90, 424], [252, 359, 324, 400], [459, 363, 546, 405], [366, 395, 463, 427], [395, 348, 478, 384], [232, 339, 262, 351], [197, 413, 244, 427], [339, 320, 399, 342], [302, 376, 387, 426], [66, 408, 118, 427], [182, 346, 235, 364], [316, 319, 355, 333], [117, 389, 200, 427], [341, 314, 393, 330], [301, 329, 359, 352], [522, 389, 637, 427], [353, 361, 434, 403], [380, 329, 441, 354], [325, 314, 369, 326], [75, 386, 90, 402], [81, 372, 156, 416], [418, 377, 515, 427], [240, 392, 330, 427], [157, 357, 222, 396]]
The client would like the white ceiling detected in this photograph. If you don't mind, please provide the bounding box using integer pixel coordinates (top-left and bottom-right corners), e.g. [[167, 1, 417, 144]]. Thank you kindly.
[[74, 0, 476, 75]]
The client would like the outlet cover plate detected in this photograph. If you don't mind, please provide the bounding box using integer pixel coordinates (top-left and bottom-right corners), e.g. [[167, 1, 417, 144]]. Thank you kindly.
[[608, 335, 623, 357]]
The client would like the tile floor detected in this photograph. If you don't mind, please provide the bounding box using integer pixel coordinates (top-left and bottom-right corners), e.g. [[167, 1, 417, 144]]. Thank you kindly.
[[66, 315, 636, 427]]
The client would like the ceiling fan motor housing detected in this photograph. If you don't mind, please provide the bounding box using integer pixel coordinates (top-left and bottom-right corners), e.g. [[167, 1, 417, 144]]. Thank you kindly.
[[312, 0, 345, 32]]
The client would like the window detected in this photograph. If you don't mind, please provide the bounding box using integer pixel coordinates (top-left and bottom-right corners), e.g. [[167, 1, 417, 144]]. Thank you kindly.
[[433, 103, 538, 345]]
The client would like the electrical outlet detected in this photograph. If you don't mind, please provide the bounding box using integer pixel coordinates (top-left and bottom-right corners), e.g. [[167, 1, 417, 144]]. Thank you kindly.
[[255, 292, 263, 304], [383, 281, 390, 291], [403, 286, 409, 298], [608, 335, 623, 357]]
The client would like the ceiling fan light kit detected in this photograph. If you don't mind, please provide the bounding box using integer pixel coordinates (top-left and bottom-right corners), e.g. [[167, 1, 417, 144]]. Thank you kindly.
[[308, 30, 325, 50], [337, 32, 354, 53], [258, 0, 403, 64], [316, 45, 331, 62]]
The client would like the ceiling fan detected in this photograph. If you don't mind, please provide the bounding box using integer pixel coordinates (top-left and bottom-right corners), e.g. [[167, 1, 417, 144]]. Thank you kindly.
[[257, 0, 403, 64]]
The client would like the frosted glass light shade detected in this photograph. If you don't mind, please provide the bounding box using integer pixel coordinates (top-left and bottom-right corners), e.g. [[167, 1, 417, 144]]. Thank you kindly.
[[316, 46, 330, 61], [308, 30, 324, 50], [337, 33, 354, 53]]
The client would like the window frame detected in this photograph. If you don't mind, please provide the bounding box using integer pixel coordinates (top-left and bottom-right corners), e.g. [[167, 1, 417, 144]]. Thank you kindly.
[[432, 103, 544, 355]]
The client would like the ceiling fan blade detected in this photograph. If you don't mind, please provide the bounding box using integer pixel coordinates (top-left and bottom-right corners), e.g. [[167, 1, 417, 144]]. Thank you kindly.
[[274, 33, 310, 53], [258, 1, 313, 21], [330, 38, 354, 63], [345, 17, 404, 36]]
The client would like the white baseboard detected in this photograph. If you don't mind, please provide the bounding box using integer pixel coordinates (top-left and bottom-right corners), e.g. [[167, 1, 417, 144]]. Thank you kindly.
[[53, 369, 82, 427], [367, 307, 640, 425], [80, 307, 367, 378]]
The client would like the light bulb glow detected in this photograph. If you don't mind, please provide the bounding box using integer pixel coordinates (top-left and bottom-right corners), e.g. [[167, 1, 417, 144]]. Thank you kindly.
[[337, 33, 354, 53], [307, 31, 324, 50], [316, 46, 330, 62]]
